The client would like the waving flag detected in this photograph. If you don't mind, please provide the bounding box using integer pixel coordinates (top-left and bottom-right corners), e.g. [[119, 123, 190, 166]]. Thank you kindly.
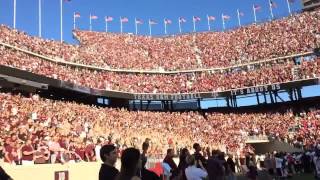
[[164, 19, 172, 24], [120, 17, 129, 23], [90, 15, 98, 20], [149, 19, 157, 25], [74, 12, 80, 18], [254, 5, 261, 11], [179, 17, 187, 23], [222, 15, 230, 20], [270, 1, 277, 8], [193, 16, 201, 22], [135, 19, 143, 24], [105, 16, 113, 22], [208, 16, 215, 21]]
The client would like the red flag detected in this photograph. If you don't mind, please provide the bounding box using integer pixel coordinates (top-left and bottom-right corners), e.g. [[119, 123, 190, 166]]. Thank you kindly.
[[105, 16, 113, 22], [74, 12, 80, 18], [179, 17, 187, 23], [254, 4, 261, 10], [90, 15, 98, 20], [135, 19, 143, 24], [149, 19, 157, 25], [121, 17, 129, 23], [208, 15, 215, 21], [193, 16, 201, 22]]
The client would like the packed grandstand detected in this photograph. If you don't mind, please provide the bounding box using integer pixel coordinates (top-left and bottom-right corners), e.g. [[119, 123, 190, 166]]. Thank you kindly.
[[0, 3, 320, 180]]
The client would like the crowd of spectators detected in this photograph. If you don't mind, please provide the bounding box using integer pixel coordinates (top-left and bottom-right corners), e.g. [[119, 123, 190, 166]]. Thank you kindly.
[[0, 10, 319, 71], [0, 92, 320, 166], [0, 45, 319, 93]]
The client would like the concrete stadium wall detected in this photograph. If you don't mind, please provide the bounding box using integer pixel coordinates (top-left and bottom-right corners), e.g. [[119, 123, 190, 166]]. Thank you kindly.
[[1, 162, 101, 180]]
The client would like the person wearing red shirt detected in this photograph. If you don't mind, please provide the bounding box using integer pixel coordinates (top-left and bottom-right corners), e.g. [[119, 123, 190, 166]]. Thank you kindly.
[[85, 142, 95, 162], [21, 139, 35, 165]]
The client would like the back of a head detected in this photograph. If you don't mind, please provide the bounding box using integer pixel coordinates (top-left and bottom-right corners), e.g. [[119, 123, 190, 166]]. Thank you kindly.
[[186, 155, 196, 166], [167, 148, 173, 155], [142, 142, 149, 152], [100, 144, 116, 162], [179, 148, 189, 161], [118, 147, 141, 179], [193, 143, 200, 151]]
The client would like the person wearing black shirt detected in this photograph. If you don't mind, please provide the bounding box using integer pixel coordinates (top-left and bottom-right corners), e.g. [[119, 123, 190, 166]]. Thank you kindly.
[[0, 166, 12, 180], [99, 144, 119, 180], [193, 143, 207, 169]]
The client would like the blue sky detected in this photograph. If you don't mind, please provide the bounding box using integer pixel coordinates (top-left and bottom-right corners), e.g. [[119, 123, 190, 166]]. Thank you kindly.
[[0, 0, 302, 43]]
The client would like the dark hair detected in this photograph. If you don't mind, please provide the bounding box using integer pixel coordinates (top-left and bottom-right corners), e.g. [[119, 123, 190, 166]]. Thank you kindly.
[[193, 143, 200, 150], [167, 148, 174, 155], [100, 144, 116, 162], [142, 142, 149, 151], [179, 148, 189, 163], [117, 148, 140, 180], [186, 155, 196, 166]]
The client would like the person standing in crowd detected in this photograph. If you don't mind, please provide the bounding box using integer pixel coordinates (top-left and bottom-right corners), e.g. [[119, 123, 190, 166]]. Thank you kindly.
[[21, 138, 35, 165], [141, 141, 149, 169], [227, 154, 236, 180], [193, 143, 207, 169], [178, 148, 190, 180], [207, 150, 225, 180], [116, 147, 141, 180], [163, 148, 178, 179], [314, 148, 320, 180], [99, 144, 119, 180], [275, 153, 283, 178], [185, 154, 208, 180], [139, 140, 160, 180]]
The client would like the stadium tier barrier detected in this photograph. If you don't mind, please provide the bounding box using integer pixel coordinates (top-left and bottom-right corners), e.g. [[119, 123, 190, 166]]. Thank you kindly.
[[0, 42, 314, 74], [0, 157, 169, 180]]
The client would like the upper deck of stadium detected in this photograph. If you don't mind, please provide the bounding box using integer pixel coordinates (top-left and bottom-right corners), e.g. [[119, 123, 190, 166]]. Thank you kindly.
[[0, 9, 319, 73]]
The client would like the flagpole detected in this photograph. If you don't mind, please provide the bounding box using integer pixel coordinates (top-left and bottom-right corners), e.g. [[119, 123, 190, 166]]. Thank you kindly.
[[105, 20, 108, 32], [269, 0, 274, 19], [192, 16, 196, 32], [135, 18, 138, 35], [164, 19, 167, 35], [237, 9, 241, 27], [73, 12, 76, 30], [178, 18, 182, 33], [120, 17, 123, 33], [39, 0, 42, 37], [13, 0, 16, 28], [207, 15, 211, 31], [89, 14, 92, 31], [286, 0, 292, 15], [253, 5, 257, 23], [60, 0, 63, 42], [222, 14, 225, 31], [148, 19, 152, 36]]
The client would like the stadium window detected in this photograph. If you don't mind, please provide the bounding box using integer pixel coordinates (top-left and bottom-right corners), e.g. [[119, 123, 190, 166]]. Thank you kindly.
[[97, 98, 103, 104], [104, 99, 109, 105]]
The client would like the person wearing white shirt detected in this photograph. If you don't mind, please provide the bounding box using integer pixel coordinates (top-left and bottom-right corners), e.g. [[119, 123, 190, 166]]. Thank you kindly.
[[275, 154, 283, 177], [185, 155, 208, 180]]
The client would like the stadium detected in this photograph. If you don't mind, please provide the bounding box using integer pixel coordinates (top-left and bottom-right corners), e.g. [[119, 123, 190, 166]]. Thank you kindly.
[[0, 0, 320, 179]]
